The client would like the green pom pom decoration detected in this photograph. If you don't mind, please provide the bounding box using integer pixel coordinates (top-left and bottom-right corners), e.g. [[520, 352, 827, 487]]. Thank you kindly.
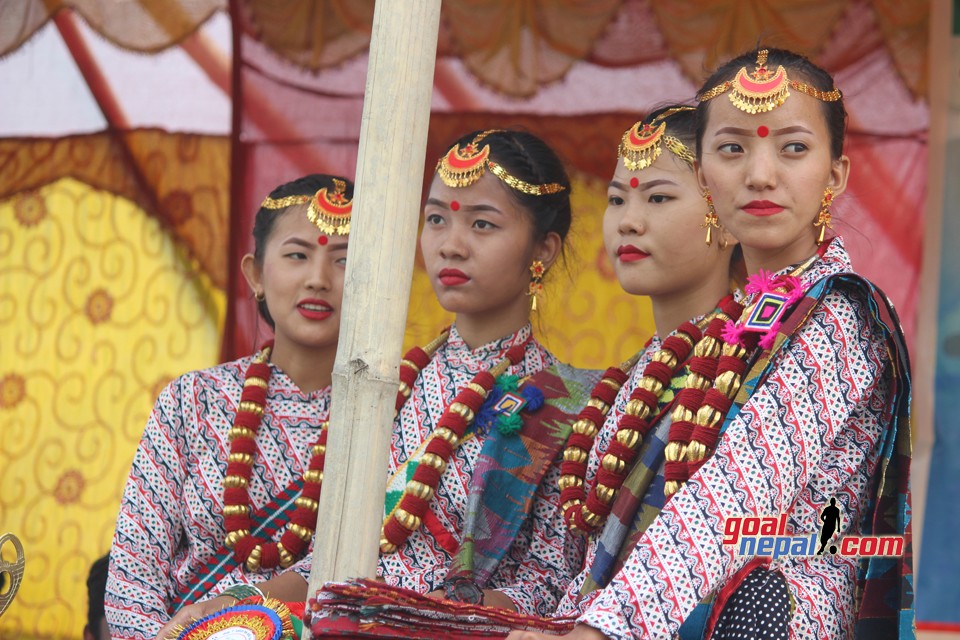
[[497, 412, 523, 436], [495, 374, 520, 392]]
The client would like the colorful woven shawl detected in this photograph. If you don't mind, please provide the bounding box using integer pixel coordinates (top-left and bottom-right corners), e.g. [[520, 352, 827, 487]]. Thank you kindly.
[[445, 363, 601, 586]]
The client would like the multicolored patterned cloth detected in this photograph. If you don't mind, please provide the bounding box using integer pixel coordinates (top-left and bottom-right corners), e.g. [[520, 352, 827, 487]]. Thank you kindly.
[[105, 357, 330, 640], [561, 238, 912, 639], [379, 324, 585, 616]]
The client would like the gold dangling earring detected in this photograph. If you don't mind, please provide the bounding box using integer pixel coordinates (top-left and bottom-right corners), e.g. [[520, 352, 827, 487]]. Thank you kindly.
[[701, 191, 720, 246], [813, 187, 834, 245], [527, 260, 545, 311], [255, 290, 265, 302]]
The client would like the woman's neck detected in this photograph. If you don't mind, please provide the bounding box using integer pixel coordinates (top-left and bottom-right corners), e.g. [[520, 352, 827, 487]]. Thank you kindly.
[[650, 269, 731, 339], [454, 296, 530, 351], [742, 235, 820, 276], [269, 339, 336, 394]]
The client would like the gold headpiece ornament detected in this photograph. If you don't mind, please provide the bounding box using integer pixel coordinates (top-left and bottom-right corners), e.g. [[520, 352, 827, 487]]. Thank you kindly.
[[260, 178, 352, 235], [436, 130, 566, 196], [618, 107, 696, 171], [697, 49, 842, 114]]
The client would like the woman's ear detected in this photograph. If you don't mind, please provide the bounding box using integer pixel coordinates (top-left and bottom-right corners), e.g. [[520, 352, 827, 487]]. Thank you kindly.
[[535, 231, 563, 271], [241, 253, 263, 298], [827, 155, 851, 197], [694, 159, 709, 193]]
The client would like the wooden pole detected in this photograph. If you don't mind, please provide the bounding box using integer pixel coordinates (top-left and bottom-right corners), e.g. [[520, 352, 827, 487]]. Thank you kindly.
[[306, 0, 441, 594]]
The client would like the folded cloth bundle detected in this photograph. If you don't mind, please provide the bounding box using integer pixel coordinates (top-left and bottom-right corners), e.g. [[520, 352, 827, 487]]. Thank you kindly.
[[309, 579, 577, 639]]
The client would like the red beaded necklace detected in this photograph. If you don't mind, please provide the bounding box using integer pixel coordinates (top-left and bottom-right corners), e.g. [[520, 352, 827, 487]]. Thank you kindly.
[[223, 344, 327, 572], [380, 334, 531, 553], [559, 319, 704, 534]]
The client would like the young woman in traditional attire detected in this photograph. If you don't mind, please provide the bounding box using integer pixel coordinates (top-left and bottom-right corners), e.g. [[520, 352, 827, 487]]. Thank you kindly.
[[105, 174, 354, 640], [509, 48, 911, 640], [377, 129, 591, 616]]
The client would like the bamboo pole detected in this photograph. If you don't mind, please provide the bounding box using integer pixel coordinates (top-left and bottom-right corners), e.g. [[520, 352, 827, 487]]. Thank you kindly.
[[306, 0, 441, 596]]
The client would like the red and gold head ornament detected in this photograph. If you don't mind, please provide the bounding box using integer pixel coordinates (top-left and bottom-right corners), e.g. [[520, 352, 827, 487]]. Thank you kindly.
[[436, 130, 566, 197], [618, 107, 696, 172], [260, 178, 352, 236], [698, 49, 842, 114]]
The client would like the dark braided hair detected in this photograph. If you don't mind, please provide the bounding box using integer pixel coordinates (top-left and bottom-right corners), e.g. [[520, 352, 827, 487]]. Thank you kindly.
[[251, 174, 355, 328], [86, 554, 109, 638], [695, 47, 847, 160], [443, 130, 572, 246]]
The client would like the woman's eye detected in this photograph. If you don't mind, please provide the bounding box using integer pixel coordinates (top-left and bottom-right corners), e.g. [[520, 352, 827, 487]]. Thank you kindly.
[[783, 142, 808, 153], [649, 194, 672, 204], [473, 219, 497, 230], [718, 142, 744, 154], [607, 194, 624, 206], [425, 213, 444, 225], [335, 257, 347, 266], [286, 252, 307, 260]]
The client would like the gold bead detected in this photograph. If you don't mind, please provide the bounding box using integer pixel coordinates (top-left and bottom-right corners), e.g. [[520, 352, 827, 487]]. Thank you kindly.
[[615, 428, 641, 449], [449, 402, 475, 422], [721, 341, 748, 358], [559, 474, 583, 490], [278, 542, 296, 568], [562, 498, 583, 511], [311, 443, 327, 457], [421, 453, 447, 473], [238, 401, 265, 416], [664, 441, 686, 462], [653, 350, 679, 368], [400, 359, 421, 373], [664, 480, 680, 496], [638, 377, 664, 395], [467, 382, 488, 397], [686, 373, 711, 391], [563, 447, 588, 464], [380, 537, 398, 553], [433, 426, 460, 446], [245, 545, 262, 571], [595, 484, 617, 503], [398, 381, 410, 396], [395, 508, 422, 532], [715, 370, 742, 397], [675, 332, 695, 349], [671, 405, 695, 423], [696, 405, 721, 428], [223, 475, 248, 488], [223, 504, 250, 517], [582, 507, 602, 527], [601, 453, 626, 474], [224, 529, 249, 549], [572, 419, 598, 437], [244, 376, 268, 389], [228, 452, 254, 465], [304, 469, 323, 483], [289, 523, 314, 542], [295, 497, 319, 511], [407, 480, 435, 500], [694, 336, 720, 358], [685, 441, 708, 462], [228, 426, 255, 440], [586, 397, 610, 413], [600, 378, 622, 390], [624, 399, 651, 420]]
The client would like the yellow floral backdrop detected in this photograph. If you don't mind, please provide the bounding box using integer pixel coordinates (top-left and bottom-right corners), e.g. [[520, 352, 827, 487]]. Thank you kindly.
[[0, 179, 225, 639]]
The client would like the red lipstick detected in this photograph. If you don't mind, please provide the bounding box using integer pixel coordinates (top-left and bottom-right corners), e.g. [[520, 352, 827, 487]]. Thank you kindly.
[[616, 244, 650, 263], [742, 200, 784, 217], [297, 298, 333, 320], [438, 268, 470, 286]]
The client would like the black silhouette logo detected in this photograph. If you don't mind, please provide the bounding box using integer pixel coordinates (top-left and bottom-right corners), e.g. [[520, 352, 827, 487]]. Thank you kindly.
[[816, 497, 841, 555]]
